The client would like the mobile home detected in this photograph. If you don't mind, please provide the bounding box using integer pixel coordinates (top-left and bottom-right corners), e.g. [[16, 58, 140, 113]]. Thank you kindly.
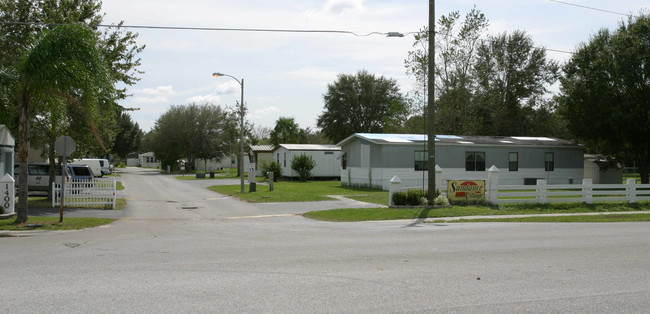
[[273, 144, 341, 179], [337, 133, 585, 190]]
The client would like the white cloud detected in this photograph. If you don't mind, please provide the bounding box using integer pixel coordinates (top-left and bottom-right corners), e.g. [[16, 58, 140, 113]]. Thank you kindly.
[[253, 106, 280, 117], [215, 81, 241, 95], [131, 96, 170, 105], [138, 85, 175, 96], [185, 94, 222, 105], [324, 0, 365, 14], [277, 67, 340, 85]]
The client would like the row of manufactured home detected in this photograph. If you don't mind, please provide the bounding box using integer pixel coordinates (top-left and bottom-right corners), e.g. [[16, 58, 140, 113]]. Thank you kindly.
[[127, 133, 622, 190]]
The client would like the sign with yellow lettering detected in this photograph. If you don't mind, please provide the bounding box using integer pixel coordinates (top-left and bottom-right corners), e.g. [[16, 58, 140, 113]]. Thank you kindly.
[[447, 180, 485, 201]]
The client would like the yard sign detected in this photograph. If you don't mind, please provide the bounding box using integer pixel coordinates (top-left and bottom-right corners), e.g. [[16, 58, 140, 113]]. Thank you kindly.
[[447, 180, 485, 201]]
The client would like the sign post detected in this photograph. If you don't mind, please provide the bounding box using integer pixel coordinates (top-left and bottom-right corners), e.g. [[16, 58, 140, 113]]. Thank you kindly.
[[0, 174, 14, 216], [54, 136, 75, 223]]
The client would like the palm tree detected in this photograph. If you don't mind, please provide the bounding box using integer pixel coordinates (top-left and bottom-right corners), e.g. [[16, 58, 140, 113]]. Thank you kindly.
[[2, 24, 108, 223]]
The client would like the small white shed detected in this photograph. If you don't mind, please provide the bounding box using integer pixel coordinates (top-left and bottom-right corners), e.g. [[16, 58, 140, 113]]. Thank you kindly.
[[273, 144, 341, 179], [584, 154, 623, 184]]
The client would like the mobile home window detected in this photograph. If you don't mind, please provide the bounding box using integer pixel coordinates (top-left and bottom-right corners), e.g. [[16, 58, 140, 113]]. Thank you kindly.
[[545, 152, 554, 171], [341, 153, 347, 170], [284, 153, 286, 167], [509, 152, 518, 171], [465, 152, 485, 171], [414, 151, 427, 171]]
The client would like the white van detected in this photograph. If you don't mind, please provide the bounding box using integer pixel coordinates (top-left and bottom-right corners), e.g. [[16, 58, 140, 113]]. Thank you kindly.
[[14, 163, 71, 192], [71, 159, 103, 177]]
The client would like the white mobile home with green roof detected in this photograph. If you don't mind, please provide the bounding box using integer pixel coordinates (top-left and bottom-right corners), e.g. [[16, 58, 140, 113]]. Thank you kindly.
[[337, 133, 585, 190]]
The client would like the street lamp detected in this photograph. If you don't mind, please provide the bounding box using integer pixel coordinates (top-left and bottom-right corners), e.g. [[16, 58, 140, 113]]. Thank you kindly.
[[213, 72, 245, 193]]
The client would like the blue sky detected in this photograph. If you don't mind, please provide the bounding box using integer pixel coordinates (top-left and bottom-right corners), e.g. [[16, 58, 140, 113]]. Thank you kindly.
[[101, 0, 648, 132]]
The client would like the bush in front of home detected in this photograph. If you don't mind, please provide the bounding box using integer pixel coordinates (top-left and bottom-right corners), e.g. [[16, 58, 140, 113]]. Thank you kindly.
[[260, 160, 282, 181], [393, 189, 445, 206], [291, 154, 316, 181], [393, 189, 427, 206]]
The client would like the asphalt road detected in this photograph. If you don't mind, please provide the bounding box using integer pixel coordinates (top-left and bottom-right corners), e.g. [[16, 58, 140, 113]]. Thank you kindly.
[[1, 167, 649, 313]]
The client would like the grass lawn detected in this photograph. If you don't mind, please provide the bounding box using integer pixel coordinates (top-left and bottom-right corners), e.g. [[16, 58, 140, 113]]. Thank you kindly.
[[0, 217, 115, 231], [208, 180, 388, 204], [304, 202, 650, 222]]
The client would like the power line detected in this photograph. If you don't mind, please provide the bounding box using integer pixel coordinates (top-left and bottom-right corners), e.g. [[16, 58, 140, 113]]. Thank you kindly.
[[548, 0, 632, 17], [0, 20, 414, 37], [0, 20, 575, 55]]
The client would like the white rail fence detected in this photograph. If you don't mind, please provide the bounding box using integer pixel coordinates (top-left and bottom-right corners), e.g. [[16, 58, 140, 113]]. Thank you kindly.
[[52, 178, 116, 209], [389, 166, 650, 205], [492, 179, 650, 204]]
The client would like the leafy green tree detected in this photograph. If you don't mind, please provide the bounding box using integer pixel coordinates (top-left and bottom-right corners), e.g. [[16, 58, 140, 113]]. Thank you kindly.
[[317, 70, 408, 143], [149, 103, 229, 172], [269, 117, 301, 145], [472, 30, 559, 136], [558, 14, 650, 183], [0, 0, 144, 157], [112, 112, 143, 160], [1, 24, 109, 223], [404, 7, 488, 135], [291, 154, 316, 182]]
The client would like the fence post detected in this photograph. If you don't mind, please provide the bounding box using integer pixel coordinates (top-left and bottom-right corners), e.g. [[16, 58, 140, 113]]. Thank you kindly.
[[583, 179, 593, 204], [389, 175, 401, 207], [536, 179, 547, 204], [112, 177, 116, 210], [626, 178, 637, 203], [435, 165, 443, 196], [487, 165, 500, 204]]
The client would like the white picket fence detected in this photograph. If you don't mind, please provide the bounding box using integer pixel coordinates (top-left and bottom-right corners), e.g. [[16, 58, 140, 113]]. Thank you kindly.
[[52, 178, 116, 209]]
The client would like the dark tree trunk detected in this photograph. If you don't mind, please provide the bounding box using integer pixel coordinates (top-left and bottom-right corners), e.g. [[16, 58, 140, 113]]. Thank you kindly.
[[16, 93, 30, 224]]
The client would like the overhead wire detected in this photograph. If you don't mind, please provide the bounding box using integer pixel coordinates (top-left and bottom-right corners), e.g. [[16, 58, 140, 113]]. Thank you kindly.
[[547, 0, 633, 17], [0, 20, 416, 37]]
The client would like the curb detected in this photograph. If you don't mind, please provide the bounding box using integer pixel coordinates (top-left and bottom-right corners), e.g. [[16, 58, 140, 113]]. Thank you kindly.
[[424, 211, 650, 222]]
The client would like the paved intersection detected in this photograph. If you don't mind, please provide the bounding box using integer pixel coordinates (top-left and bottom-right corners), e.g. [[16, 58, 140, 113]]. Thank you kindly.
[[2, 167, 649, 313]]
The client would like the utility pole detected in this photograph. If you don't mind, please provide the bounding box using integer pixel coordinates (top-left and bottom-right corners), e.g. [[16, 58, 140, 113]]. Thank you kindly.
[[427, 0, 436, 203]]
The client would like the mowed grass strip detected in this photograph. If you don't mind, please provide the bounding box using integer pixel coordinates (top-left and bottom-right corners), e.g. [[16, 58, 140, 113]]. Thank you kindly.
[[304, 202, 650, 222], [0, 217, 116, 231], [208, 181, 387, 204]]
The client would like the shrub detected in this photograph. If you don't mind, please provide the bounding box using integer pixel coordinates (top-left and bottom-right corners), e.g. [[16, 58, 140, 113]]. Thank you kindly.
[[260, 160, 282, 181], [393, 189, 427, 206], [291, 154, 316, 181], [392, 189, 442, 206], [433, 195, 450, 206]]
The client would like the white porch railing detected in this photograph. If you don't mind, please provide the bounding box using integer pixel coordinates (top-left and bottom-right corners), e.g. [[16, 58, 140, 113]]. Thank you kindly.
[[52, 178, 116, 209]]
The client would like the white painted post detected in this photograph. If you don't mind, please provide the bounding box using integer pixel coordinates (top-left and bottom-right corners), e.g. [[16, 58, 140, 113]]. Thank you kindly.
[[389, 175, 402, 207], [487, 165, 500, 204], [626, 178, 637, 203], [435, 165, 443, 196], [536, 179, 547, 204], [583, 179, 593, 204]]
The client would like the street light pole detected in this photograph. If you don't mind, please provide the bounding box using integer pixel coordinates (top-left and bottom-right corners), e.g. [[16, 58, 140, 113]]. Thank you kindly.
[[213, 72, 245, 193]]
